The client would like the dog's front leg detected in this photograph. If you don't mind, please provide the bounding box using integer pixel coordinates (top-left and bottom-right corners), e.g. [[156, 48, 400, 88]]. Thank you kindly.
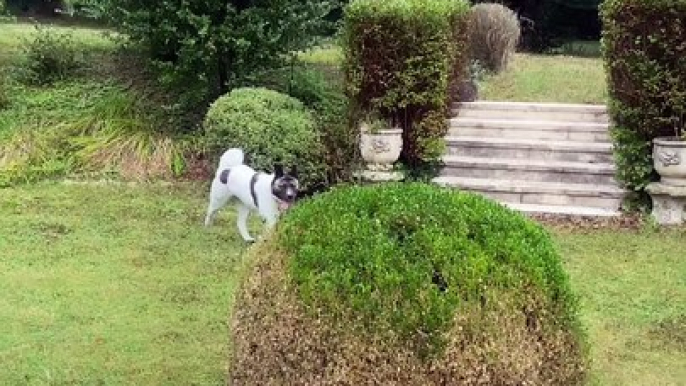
[[265, 216, 278, 230], [236, 204, 255, 243]]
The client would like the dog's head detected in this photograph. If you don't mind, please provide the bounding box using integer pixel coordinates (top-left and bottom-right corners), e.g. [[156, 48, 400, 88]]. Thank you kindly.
[[271, 164, 299, 212]]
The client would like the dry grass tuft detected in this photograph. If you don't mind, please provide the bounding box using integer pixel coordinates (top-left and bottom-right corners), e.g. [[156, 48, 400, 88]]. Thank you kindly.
[[469, 3, 521, 73]]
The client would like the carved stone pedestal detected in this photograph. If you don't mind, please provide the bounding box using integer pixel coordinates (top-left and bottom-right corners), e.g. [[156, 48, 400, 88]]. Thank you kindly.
[[646, 182, 686, 225], [354, 169, 405, 183]]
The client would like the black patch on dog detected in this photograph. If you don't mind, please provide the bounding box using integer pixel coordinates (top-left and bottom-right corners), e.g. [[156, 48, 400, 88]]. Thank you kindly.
[[250, 172, 260, 208], [219, 169, 231, 184], [274, 164, 284, 178]]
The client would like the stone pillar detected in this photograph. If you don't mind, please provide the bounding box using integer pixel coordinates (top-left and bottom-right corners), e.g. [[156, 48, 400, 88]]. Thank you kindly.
[[646, 183, 686, 225]]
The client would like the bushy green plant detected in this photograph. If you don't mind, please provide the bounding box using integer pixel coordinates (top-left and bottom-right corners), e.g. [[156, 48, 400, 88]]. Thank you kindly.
[[469, 3, 521, 72], [21, 26, 82, 85], [229, 183, 587, 384], [249, 63, 358, 184], [286, 66, 357, 185], [343, 0, 471, 168], [203, 87, 326, 191], [601, 0, 686, 200]]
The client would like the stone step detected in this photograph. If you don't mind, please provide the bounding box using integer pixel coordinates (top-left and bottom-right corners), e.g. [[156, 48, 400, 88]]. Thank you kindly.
[[434, 176, 625, 210], [441, 155, 617, 185], [453, 101, 609, 123], [446, 136, 614, 163], [449, 118, 611, 142], [503, 203, 621, 217]]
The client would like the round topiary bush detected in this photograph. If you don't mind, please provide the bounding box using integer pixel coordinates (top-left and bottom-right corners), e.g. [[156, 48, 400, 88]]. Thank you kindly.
[[203, 87, 326, 191], [229, 183, 588, 385]]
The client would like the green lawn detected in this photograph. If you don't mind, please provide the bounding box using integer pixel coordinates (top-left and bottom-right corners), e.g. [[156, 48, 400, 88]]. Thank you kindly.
[[557, 228, 686, 386], [0, 183, 254, 385], [478, 53, 608, 104], [298, 45, 608, 105], [1, 183, 684, 384], [1, 21, 682, 386], [0, 21, 115, 54]]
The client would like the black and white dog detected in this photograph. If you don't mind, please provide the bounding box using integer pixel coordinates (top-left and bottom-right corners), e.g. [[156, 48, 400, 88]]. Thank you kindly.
[[204, 148, 299, 242]]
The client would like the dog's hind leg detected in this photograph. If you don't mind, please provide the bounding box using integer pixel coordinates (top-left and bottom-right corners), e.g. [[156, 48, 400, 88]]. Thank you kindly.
[[204, 204, 221, 227], [204, 183, 231, 226], [236, 204, 255, 243]]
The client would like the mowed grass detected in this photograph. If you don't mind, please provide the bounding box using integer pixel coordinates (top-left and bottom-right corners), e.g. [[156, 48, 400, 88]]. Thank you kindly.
[[0, 182, 255, 385], [478, 53, 608, 104], [1, 183, 684, 385], [0, 21, 115, 54], [298, 44, 343, 66], [555, 228, 686, 385], [298, 44, 608, 104]]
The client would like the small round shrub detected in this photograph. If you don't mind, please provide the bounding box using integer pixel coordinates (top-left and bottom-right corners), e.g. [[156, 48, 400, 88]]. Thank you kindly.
[[203, 87, 326, 191], [22, 26, 82, 85], [469, 3, 521, 73], [252, 64, 358, 184], [230, 183, 588, 385]]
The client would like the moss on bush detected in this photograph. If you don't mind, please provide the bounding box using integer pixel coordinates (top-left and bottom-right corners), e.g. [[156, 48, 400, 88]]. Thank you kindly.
[[203, 87, 326, 191], [230, 183, 587, 385]]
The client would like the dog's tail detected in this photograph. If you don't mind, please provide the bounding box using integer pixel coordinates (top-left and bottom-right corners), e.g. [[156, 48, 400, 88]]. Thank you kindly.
[[218, 148, 244, 170]]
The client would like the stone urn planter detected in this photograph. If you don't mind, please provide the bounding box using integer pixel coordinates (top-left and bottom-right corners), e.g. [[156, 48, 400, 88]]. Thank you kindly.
[[648, 136, 686, 225], [653, 137, 686, 186], [359, 122, 403, 172]]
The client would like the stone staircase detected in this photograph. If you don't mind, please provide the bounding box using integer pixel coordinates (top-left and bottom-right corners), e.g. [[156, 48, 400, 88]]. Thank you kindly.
[[433, 101, 626, 217]]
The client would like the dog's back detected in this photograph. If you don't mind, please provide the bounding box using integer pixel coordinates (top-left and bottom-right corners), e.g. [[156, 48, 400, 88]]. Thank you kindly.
[[213, 148, 259, 209]]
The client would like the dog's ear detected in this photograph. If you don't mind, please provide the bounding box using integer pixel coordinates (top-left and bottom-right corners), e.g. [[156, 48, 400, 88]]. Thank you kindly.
[[289, 165, 298, 178], [274, 164, 284, 178]]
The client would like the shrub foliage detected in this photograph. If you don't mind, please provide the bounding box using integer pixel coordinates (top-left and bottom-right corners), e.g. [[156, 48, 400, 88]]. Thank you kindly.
[[252, 64, 358, 185], [342, 0, 471, 168], [100, 0, 337, 112], [203, 87, 326, 191], [469, 3, 521, 73], [21, 26, 82, 85], [601, 0, 686, 195], [230, 183, 587, 384]]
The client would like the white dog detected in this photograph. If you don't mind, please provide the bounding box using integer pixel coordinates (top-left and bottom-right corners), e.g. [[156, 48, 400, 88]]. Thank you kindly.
[[204, 148, 299, 242]]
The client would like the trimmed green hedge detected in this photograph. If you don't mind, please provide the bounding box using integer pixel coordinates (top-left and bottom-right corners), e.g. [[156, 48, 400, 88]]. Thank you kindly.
[[342, 0, 470, 169], [203, 87, 326, 191], [230, 182, 587, 383], [601, 0, 686, 200]]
